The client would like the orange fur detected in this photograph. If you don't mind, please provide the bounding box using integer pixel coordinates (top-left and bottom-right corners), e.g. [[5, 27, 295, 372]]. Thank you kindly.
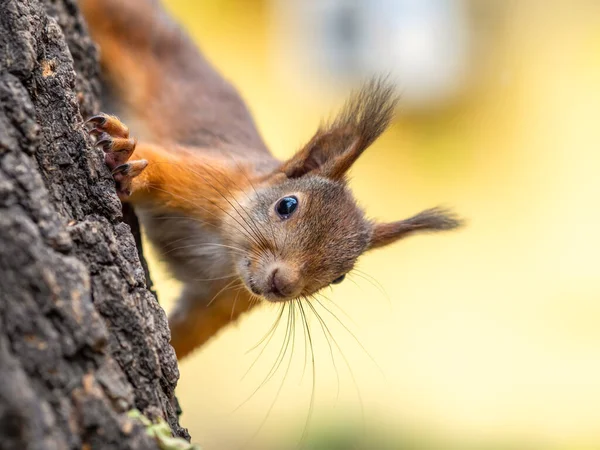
[[169, 289, 256, 360], [127, 144, 250, 222]]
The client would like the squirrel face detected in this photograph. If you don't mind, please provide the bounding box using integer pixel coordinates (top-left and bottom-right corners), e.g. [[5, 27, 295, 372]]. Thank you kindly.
[[228, 176, 371, 302], [222, 79, 462, 302]]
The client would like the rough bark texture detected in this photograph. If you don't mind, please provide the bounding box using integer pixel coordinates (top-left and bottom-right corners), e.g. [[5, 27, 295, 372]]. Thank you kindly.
[[0, 0, 188, 448]]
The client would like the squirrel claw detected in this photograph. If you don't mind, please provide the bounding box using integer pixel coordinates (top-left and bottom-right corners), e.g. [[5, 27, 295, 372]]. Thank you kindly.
[[88, 127, 104, 138], [112, 160, 148, 177], [111, 160, 148, 198], [87, 112, 141, 198], [94, 133, 112, 149], [94, 133, 137, 168], [86, 114, 107, 126], [86, 113, 130, 139]]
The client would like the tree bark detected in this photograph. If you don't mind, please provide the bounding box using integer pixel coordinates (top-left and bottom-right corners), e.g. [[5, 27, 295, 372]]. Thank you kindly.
[[0, 0, 188, 448]]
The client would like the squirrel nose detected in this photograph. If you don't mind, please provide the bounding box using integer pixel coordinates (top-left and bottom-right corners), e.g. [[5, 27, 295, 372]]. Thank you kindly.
[[268, 266, 299, 298], [269, 268, 285, 297]]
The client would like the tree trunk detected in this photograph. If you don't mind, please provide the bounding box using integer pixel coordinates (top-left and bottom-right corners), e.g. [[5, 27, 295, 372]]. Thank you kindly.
[[0, 0, 188, 448]]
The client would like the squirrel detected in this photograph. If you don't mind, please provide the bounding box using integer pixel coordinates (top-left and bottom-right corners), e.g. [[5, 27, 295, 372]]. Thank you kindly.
[[80, 0, 462, 360]]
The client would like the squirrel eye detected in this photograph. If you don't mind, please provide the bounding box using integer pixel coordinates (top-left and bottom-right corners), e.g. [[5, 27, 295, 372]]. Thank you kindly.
[[275, 196, 298, 219], [331, 274, 345, 284]]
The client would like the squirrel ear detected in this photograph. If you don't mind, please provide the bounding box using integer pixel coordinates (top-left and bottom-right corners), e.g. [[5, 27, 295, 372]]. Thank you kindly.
[[368, 208, 463, 250], [280, 128, 360, 179], [280, 78, 399, 180]]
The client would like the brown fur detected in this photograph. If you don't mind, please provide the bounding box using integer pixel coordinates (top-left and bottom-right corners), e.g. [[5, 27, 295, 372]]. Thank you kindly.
[[81, 0, 462, 359]]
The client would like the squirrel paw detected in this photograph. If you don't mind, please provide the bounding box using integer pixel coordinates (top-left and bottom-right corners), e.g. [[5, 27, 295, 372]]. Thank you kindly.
[[86, 113, 147, 198]]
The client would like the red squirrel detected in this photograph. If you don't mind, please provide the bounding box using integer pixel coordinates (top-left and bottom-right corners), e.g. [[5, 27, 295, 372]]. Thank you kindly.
[[80, 0, 462, 359]]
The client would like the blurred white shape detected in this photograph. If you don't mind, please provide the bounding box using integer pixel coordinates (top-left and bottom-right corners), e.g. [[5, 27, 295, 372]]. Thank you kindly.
[[272, 0, 471, 111], [362, 0, 470, 108]]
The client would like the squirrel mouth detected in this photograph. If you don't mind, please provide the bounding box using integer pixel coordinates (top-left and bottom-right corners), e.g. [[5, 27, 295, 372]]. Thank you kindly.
[[246, 279, 291, 302], [247, 283, 288, 301]]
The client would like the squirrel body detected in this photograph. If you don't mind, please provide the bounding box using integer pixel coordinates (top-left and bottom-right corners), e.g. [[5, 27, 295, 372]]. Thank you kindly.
[[81, 0, 461, 359]]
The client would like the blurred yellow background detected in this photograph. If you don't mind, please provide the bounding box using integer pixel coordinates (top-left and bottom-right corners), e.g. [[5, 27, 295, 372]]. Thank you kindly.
[[146, 1, 600, 448]]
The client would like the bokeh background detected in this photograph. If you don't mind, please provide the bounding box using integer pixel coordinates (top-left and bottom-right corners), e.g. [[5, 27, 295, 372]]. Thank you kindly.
[[145, 1, 600, 448]]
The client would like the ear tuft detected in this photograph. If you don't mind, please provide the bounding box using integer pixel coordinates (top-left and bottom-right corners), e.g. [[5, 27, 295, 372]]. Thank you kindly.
[[368, 207, 463, 250], [328, 76, 399, 152], [281, 77, 399, 179]]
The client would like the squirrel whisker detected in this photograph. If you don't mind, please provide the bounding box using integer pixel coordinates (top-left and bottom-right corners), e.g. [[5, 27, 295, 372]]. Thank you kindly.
[[247, 302, 299, 447], [296, 300, 317, 446]]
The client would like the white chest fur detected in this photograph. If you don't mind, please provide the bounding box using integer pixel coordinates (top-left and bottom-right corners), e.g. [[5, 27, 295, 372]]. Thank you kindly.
[[136, 208, 234, 287]]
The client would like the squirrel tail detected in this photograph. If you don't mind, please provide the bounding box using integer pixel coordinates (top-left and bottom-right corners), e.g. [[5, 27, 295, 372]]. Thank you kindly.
[[80, 0, 267, 151]]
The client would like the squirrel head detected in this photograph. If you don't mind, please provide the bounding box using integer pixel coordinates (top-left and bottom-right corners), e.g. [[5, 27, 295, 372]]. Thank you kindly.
[[226, 78, 462, 302]]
